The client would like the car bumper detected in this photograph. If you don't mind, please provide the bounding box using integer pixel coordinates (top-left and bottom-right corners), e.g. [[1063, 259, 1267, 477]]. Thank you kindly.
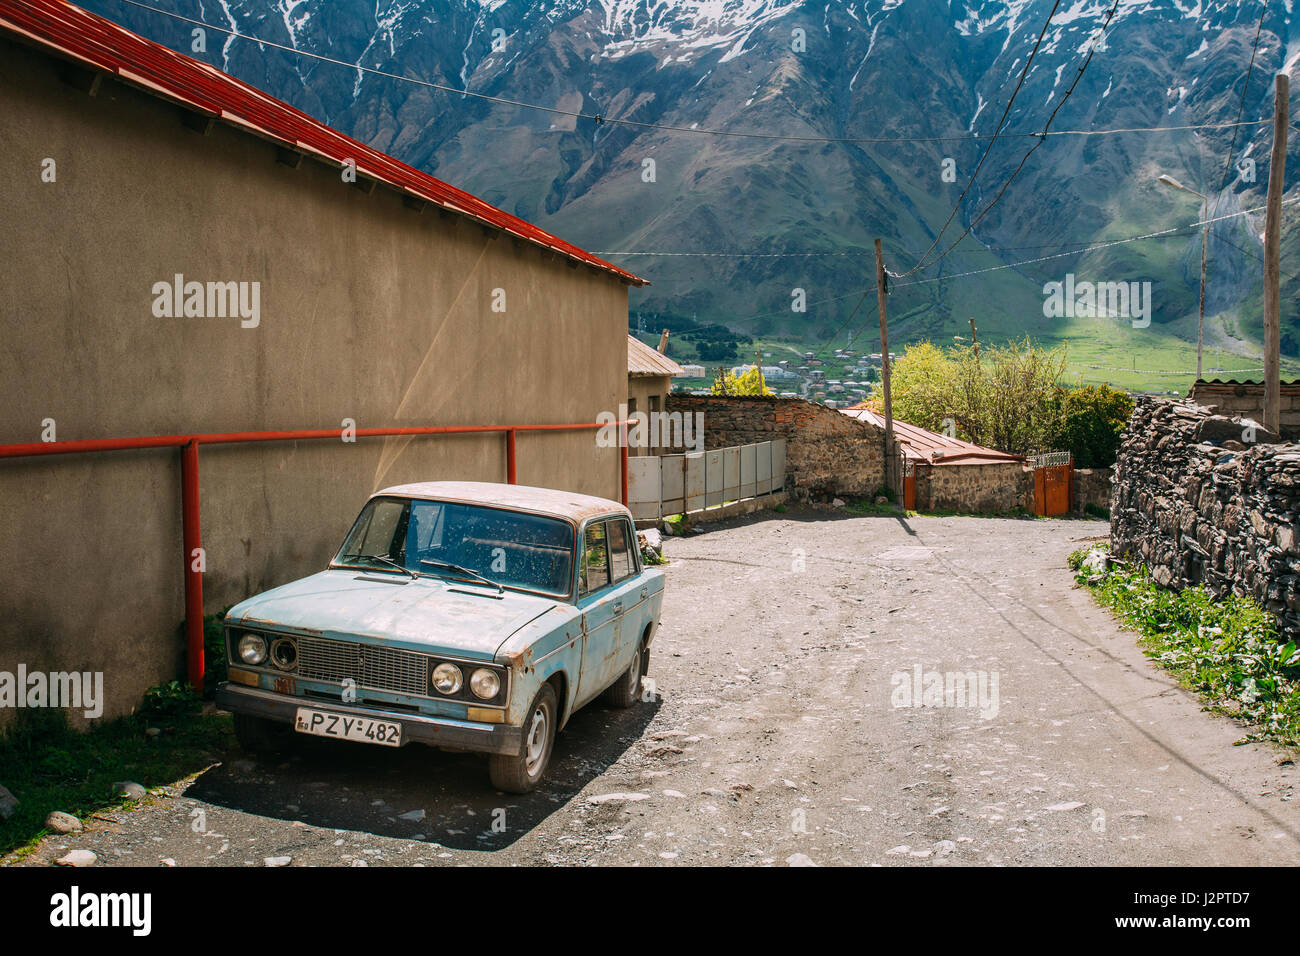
[[215, 683, 523, 756]]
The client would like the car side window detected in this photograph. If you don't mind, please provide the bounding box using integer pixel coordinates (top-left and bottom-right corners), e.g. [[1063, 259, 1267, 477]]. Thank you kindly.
[[580, 520, 610, 596], [608, 518, 634, 582]]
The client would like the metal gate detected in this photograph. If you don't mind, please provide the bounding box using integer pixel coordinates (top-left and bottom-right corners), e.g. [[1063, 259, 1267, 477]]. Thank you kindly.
[[627, 440, 786, 520], [1031, 452, 1072, 516]]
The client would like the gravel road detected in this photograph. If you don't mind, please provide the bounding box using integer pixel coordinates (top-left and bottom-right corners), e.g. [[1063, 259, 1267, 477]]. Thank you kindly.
[[15, 508, 1300, 867]]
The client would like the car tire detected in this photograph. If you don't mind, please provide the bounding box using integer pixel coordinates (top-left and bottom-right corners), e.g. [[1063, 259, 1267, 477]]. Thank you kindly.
[[601, 640, 647, 709], [488, 683, 557, 794], [233, 713, 291, 754]]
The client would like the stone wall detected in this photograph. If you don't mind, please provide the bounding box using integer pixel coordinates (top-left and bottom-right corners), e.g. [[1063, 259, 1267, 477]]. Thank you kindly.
[[1111, 396, 1300, 637], [666, 395, 896, 500], [915, 462, 1032, 514], [1073, 467, 1114, 516]]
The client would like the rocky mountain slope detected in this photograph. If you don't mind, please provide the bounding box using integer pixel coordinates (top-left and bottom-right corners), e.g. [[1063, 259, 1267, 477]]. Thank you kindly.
[[84, 0, 1300, 371]]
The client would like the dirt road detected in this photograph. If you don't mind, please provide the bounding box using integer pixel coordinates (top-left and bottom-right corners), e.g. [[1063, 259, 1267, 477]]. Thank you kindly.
[[16, 509, 1300, 866]]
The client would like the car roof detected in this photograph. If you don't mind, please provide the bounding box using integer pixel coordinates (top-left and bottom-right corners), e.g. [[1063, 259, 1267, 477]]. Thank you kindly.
[[372, 481, 629, 522]]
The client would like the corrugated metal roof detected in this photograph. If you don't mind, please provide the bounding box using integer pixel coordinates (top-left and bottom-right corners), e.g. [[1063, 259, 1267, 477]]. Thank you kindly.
[[628, 335, 684, 376], [842, 407, 1025, 466], [1192, 379, 1300, 388], [0, 0, 647, 287]]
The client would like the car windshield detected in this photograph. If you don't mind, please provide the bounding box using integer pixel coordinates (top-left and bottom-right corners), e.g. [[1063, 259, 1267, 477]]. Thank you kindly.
[[333, 496, 575, 598]]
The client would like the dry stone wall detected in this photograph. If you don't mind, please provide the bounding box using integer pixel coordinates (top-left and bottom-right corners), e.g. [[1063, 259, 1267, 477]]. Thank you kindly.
[[1111, 396, 1300, 637]]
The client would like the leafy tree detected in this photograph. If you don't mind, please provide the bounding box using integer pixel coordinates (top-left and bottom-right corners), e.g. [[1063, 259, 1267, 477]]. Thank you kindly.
[[1052, 385, 1134, 468], [712, 366, 773, 396], [875, 337, 1075, 457]]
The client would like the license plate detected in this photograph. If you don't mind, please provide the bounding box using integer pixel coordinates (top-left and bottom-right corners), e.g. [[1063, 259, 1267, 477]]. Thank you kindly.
[[294, 708, 402, 747]]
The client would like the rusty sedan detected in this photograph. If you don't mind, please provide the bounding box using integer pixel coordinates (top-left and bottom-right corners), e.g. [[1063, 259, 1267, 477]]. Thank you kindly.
[[215, 481, 665, 792]]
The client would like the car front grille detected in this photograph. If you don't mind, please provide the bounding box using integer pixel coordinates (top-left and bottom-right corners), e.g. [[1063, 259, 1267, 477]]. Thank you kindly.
[[296, 635, 430, 697]]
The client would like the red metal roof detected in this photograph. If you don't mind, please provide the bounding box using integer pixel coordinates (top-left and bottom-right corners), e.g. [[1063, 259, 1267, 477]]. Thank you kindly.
[[0, 0, 647, 286], [842, 407, 1025, 467]]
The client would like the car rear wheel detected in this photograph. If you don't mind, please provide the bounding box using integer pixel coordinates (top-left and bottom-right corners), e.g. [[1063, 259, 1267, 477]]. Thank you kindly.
[[488, 683, 557, 794], [601, 639, 647, 709]]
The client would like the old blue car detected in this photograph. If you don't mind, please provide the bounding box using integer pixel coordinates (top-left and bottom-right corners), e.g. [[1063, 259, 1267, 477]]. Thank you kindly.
[[215, 481, 665, 792]]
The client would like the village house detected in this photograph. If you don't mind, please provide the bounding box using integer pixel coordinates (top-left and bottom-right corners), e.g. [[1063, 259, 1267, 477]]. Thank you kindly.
[[842, 407, 1028, 513], [0, 1, 647, 721]]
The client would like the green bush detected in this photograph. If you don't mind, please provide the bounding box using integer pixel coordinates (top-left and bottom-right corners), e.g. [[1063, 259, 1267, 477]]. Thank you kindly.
[[1052, 385, 1134, 469]]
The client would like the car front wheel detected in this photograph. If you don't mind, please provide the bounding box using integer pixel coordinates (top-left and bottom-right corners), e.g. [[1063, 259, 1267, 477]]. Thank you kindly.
[[488, 683, 557, 793]]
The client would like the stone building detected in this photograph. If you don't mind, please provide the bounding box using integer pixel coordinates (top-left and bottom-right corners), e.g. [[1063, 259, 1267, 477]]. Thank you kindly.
[[1188, 379, 1300, 440], [842, 408, 1029, 513]]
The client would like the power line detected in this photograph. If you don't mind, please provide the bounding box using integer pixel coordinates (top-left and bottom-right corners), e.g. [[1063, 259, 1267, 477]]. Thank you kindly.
[[892, 0, 1122, 280], [888, 0, 1063, 279], [1209, 1, 1269, 217], [111, 0, 1268, 147], [891, 196, 1300, 287]]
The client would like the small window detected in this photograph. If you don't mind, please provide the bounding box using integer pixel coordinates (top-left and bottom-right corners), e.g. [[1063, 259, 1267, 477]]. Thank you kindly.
[[649, 394, 661, 413], [627, 397, 637, 415], [580, 521, 610, 595], [608, 518, 634, 581]]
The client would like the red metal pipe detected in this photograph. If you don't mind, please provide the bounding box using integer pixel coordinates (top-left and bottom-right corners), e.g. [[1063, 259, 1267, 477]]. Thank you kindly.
[[0, 417, 632, 691], [620, 427, 629, 506], [181, 440, 204, 692]]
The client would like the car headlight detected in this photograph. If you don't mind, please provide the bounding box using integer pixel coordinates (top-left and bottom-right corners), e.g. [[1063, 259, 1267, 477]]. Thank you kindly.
[[469, 668, 501, 700], [270, 637, 297, 671], [432, 663, 463, 695], [237, 633, 267, 666]]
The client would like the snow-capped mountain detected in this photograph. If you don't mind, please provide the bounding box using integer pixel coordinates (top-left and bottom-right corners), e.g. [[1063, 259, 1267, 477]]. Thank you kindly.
[[82, 0, 1300, 358]]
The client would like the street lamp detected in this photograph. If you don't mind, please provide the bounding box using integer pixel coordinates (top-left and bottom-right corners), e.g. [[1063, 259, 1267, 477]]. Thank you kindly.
[[1157, 173, 1209, 380]]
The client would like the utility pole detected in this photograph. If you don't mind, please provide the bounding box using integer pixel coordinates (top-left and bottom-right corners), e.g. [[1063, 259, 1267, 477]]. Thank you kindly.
[[1264, 72, 1289, 435], [1197, 193, 1207, 380], [969, 317, 980, 357], [874, 238, 896, 494]]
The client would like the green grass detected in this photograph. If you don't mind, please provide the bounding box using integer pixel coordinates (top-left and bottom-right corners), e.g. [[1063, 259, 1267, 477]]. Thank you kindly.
[[1069, 547, 1300, 748], [0, 705, 232, 859]]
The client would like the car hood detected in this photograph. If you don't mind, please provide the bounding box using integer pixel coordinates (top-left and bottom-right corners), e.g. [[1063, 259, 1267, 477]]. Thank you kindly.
[[226, 569, 561, 661]]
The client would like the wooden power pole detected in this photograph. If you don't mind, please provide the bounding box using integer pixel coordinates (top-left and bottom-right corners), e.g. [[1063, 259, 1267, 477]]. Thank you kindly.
[[969, 317, 980, 357], [1264, 72, 1289, 435], [874, 238, 896, 493]]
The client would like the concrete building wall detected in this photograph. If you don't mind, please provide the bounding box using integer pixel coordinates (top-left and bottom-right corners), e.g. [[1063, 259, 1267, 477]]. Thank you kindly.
[[627, 374, 672, 455], [0, 40, 631, 723]]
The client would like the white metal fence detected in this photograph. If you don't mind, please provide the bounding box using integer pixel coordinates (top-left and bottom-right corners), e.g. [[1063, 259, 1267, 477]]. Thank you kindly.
[[628, 440, 787, 521]]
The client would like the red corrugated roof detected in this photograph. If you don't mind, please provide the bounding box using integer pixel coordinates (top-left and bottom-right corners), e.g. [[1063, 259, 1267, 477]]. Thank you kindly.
[[842, 407, 1025, 467], [0, 0, 647, 287]]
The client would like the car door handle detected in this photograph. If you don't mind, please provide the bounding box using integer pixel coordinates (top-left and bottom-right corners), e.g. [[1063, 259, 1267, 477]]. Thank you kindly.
[[640, 588, 648, 600], [613, 602, 623, 614]]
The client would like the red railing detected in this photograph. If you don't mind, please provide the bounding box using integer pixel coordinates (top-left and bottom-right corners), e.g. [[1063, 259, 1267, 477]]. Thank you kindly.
[[0, 421, 630, 692]]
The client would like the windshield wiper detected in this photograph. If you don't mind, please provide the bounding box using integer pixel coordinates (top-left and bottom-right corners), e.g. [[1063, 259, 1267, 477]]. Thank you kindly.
[[348, 553, 417, 579], [419, 559, 504, 593]]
